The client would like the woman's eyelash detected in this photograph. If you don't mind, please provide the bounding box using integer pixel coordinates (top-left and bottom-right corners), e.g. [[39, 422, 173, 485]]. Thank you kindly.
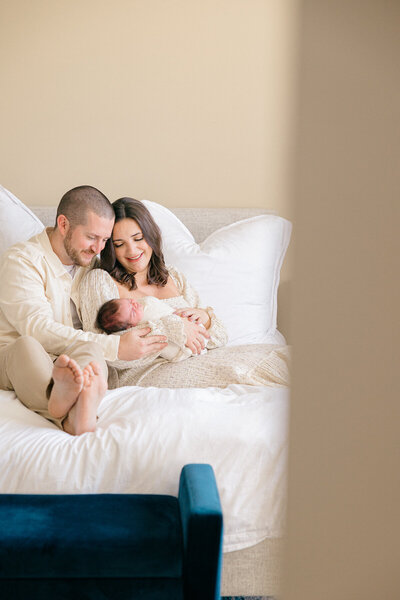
[[113, 237, 143, 248]]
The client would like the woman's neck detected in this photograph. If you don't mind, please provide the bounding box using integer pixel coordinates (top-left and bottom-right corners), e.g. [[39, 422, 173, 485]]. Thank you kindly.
[[133, 269, 148, 288]]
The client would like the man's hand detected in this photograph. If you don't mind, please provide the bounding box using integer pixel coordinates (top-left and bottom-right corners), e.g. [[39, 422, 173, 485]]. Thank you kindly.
[[182, 319, 210, 355], [118, 327, 168, 361]]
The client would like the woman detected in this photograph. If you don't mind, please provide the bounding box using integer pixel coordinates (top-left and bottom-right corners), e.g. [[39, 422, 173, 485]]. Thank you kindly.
[[79, 198, 289, 388]]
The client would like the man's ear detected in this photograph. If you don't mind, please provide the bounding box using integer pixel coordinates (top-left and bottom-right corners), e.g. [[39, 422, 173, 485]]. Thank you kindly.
[[56, 214, 70, 236]]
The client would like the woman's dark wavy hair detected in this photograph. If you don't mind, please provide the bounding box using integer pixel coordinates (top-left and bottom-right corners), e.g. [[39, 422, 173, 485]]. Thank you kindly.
[[99, 198, 169, 290]]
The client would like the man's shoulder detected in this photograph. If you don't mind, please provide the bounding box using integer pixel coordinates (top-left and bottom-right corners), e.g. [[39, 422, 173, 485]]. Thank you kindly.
[[1, 231, 46, 264]]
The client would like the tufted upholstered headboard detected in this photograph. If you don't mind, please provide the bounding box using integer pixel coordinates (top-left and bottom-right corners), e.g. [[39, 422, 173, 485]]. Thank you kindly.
[[32, 206, 274, 242]]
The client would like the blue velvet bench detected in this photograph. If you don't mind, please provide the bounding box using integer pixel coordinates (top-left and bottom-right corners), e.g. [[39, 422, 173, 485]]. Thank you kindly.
[[0, 463, 223, 600]]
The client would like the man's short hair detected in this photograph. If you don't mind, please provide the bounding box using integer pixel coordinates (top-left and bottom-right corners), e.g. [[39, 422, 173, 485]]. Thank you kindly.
[[55, 185, 114, 229]]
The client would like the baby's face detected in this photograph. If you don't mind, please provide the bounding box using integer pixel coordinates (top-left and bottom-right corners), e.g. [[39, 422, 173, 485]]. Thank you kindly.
[[117, 298, 144, 327]]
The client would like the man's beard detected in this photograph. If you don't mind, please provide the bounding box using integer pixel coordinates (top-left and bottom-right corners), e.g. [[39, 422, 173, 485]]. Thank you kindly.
[[63, 230, 94, 267]]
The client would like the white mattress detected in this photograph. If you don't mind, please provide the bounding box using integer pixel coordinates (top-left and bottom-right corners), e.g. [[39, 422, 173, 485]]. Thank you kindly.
[[0, 383, 289, 552]]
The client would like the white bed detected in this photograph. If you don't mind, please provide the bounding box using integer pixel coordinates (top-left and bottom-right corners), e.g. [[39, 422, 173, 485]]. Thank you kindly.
[[0, 384, 289, 552], [0, 187, 292, 596]]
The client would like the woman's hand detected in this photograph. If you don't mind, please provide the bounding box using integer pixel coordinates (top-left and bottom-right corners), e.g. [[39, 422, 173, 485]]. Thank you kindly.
[[174, 307, 211, 329], [182, 319, 210, 354]]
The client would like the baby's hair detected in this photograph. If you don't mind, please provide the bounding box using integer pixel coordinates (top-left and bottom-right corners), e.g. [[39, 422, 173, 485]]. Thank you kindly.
[[96, 299, 131, 334]]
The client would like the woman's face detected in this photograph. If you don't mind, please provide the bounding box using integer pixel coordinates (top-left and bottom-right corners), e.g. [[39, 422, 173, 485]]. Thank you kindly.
[[112, 218, 153, 274]]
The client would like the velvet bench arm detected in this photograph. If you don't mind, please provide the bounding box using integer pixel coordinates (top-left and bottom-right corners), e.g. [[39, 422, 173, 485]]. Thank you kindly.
[[178, 463, 224, 600]]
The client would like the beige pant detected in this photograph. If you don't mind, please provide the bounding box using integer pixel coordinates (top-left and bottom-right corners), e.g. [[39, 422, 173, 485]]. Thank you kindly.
[[0, 336, 108, 429]]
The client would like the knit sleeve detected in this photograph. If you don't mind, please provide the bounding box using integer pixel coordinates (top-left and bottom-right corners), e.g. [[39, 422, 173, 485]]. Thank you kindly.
[[78, 269, 119, 333], [168, 266, 228, 348]]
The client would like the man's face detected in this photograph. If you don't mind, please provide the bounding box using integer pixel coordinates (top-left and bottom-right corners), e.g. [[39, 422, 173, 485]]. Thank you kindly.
[[63, 212, 114, 267]]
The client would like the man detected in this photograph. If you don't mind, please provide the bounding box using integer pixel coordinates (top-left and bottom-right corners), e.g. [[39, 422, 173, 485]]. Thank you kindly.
[[0, 186, 168, 435]]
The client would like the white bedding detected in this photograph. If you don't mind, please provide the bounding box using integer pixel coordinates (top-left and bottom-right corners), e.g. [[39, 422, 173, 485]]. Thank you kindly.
[[0, 383, 289, 552]]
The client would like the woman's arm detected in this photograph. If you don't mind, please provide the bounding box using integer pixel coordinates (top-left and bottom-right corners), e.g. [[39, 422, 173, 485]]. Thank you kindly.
[[79, 269, 206, 360], [78, 269, 119, 333], [168, 266, 228, 348], [79, 269, 170, 364]]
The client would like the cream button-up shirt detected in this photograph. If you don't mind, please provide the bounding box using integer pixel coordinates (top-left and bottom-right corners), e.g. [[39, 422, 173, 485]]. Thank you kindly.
[[0, 228, 119, 361]]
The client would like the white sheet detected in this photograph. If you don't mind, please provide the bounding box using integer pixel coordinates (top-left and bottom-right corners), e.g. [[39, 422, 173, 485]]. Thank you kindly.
[[0, 383, 289, 552]]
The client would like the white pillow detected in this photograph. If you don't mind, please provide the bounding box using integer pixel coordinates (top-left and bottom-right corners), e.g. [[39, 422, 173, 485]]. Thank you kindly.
[[0, 185, 44, 256], [142, 200, 292, 346]]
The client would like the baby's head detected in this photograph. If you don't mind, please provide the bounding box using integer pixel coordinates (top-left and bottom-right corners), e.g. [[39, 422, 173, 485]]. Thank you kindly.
[[96, 298, 144, 334]]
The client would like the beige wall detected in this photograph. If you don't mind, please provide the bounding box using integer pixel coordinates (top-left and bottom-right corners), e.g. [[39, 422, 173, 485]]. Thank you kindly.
[[285, 1, 400, 599], [0, 0, 297, 216]]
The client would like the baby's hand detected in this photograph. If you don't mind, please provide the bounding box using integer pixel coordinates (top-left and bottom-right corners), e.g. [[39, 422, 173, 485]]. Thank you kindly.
[[173, 307, 211, 329]]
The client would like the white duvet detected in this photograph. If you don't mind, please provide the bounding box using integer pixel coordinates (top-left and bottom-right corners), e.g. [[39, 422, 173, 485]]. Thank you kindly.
[[0, 383, 288, 552]]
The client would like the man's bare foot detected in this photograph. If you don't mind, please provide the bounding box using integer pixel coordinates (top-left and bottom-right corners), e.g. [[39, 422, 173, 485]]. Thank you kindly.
[[48, 354, 84, 420], [63, 362, 107, 436]]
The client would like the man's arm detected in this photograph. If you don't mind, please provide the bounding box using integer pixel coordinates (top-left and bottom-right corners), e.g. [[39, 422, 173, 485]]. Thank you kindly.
[[0, 252, 119, 361], [117, 327, 168, 361]]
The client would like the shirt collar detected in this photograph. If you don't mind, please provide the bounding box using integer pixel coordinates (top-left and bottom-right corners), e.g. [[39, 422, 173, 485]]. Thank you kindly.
[[37, 228, 94, 279]]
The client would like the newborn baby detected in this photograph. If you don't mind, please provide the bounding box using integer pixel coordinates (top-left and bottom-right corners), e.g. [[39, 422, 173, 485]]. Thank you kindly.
[[96, 296, 208, 361]]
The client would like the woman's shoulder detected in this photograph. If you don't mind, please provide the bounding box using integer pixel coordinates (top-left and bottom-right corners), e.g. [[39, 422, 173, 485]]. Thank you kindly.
[[166, 265, 200, 304], [167, 265, 186, 289]]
